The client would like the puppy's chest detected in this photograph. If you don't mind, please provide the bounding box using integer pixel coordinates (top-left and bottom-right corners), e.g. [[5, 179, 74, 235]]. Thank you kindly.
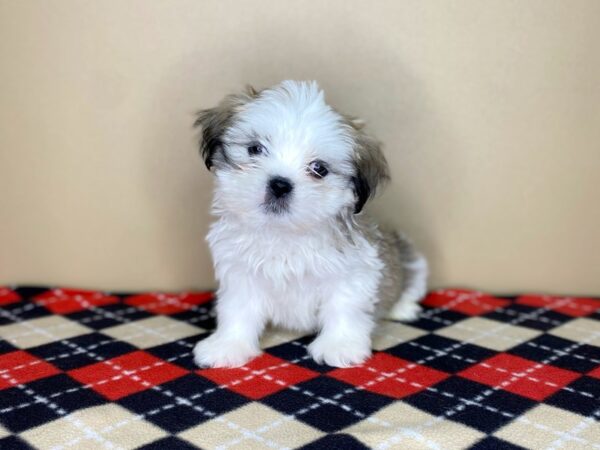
[[265, 277, 322, 331], [210, 225, 346, 281]]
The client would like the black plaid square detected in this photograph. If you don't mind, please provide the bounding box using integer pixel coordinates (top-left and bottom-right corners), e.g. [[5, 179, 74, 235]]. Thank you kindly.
[[545, 375, 600, 417], [138, 436, 200, 450], [66, 303, 152, 330], [169, 308, 217, 331], [145, 335, 208, 371], [0, 339, 17, 356], [299, 433, 370, 449], [409, 309, 470, 331], [265, 336, 335, 373], [509, 333, 600, 373], [262, 376, 393, 432], [0, 374, 104, 432], [0, 301, 51, 326], [484, 303, 572, 331], [404, 376, 536, 433], [469, 436, 528, 450], [27, 332, 137, 371], [12, 287, 50, 299], [0, 435, 34, 449], [388, 334, 496, 373], [118, 373, 247, 434]]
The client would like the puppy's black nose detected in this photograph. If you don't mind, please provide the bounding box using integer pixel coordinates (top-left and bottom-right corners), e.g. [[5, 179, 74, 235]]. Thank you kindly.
[[268, 176, 293, 198]]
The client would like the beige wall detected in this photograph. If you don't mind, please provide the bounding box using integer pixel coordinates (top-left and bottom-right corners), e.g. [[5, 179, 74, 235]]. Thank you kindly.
[[1, 0, 598, 295]]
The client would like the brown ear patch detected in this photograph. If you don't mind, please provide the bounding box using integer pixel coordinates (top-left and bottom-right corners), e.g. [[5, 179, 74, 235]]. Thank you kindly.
[[194, 85, 259, 169]]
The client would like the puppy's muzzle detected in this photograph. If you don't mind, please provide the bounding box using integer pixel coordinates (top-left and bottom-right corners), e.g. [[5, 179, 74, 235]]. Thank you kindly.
[[268, 176, 293, 198], [264, 176, 293, 214]]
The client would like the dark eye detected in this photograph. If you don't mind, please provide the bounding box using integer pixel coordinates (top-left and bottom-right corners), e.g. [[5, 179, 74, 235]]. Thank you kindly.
[[247, 143, 264, 156], [308, 160, 329, 178]]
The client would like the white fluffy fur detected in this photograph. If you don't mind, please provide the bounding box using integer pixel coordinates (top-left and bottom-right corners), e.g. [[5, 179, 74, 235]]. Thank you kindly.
[[193, 81, 427, 368]]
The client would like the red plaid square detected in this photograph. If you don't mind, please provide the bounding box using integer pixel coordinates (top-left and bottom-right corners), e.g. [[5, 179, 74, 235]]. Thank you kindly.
[[0, 350, 60, 390], [34, 288, 119, 314], [329, 353, 449, 399], [459, 354, 580, 401], [516, 295, 598, 317], [68, 351, 187, 400], [124, 292, 214, 314], [587, 366, 600, 379], [198, 353, 318, 400], [423, 289, 510, 315], [0, 287, 20, 306]]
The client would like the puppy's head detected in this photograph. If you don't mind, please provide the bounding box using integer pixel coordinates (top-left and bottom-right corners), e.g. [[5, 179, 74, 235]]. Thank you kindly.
[[195, 81, 389, 228]]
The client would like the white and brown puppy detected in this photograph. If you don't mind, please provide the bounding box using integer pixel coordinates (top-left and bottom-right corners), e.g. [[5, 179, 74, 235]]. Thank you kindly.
[[193, 80, 427, 368]]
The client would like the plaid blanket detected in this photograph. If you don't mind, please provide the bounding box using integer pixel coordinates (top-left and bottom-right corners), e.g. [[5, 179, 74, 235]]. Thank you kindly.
[[0, 287, 598, 449]]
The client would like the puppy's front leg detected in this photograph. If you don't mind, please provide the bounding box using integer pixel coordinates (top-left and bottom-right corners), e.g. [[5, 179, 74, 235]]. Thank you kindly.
[[308, 278, 377, 368], [193, 277, 265, 368]]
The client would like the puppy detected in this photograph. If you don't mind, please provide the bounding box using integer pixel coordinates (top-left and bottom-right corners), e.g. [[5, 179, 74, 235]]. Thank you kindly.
[[193, 81, 428, 368]]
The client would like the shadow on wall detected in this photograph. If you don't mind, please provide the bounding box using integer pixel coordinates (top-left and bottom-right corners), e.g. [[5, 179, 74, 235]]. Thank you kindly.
[[140, 14, 462, 289]]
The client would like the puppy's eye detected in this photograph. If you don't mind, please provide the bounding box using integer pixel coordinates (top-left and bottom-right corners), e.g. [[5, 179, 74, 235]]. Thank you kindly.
[[247, 143, 265, 156], [308, 160, 329, 178]]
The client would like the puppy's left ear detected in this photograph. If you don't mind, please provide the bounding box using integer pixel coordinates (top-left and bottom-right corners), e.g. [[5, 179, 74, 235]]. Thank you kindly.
[[348, 118, 390, 214], [194, 85, 259, 170]]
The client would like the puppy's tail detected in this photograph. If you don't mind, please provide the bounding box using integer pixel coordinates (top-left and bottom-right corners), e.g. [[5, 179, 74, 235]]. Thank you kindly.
[[388, 233, 428, 322]]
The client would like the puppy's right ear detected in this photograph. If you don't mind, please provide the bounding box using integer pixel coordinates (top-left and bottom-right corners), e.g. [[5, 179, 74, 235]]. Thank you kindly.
[[194, 85, 259, 170]]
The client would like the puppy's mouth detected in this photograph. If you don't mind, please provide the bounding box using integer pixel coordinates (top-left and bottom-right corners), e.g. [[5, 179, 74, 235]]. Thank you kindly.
[[262, 195, 290, 215]]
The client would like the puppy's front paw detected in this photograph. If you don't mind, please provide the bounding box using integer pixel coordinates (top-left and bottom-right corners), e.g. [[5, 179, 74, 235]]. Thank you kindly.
[[308, 336, 371, 368], [193, 334, 261, 368]]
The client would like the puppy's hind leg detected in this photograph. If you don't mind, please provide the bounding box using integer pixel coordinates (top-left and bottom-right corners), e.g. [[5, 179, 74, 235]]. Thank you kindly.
[[388, 234, 428, 322]]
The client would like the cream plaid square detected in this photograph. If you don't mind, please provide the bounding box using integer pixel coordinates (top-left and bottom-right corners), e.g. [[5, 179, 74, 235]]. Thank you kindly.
[[372, 321, 428, 351], [435, 317, 542, 350], [494, 404, 600, 450], [179, 403, 323, 449], [0, 316, 91, 348], [345, 401, 484, 449], [549, 318, 600, 345], [260, 327, 306, 349], [20, 404, 167, 449], [0, 423, 9, 439], [102, 316, 204, 348]]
